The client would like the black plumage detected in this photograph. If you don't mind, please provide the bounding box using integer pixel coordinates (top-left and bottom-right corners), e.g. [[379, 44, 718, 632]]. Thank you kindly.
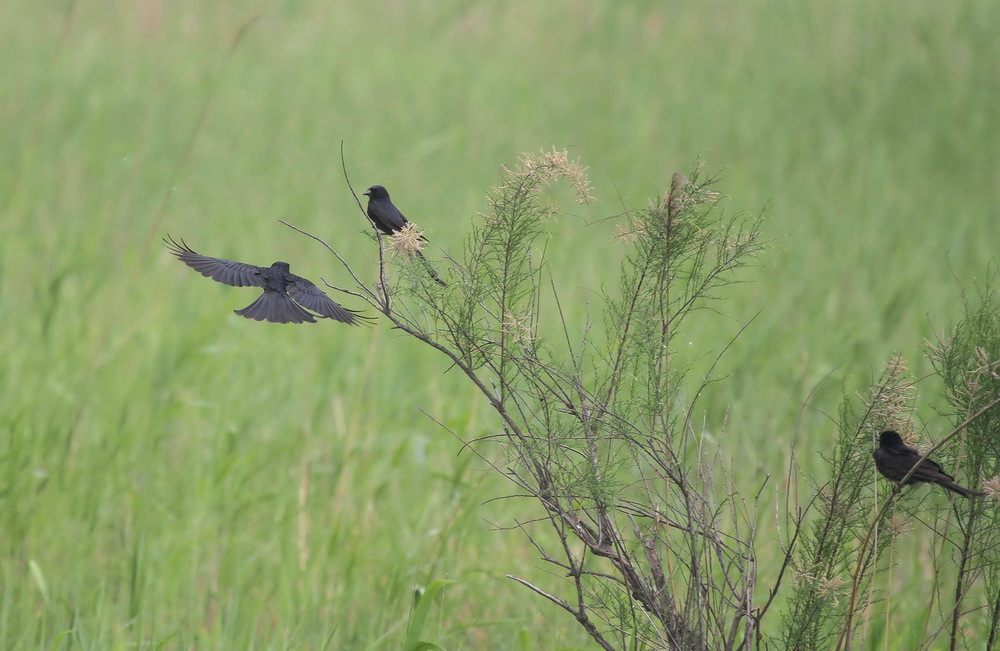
[[363, 185, 412, 235], [165, 237, 366, 325], [873, 430, 984, 498], [363, 185, 446, 286]]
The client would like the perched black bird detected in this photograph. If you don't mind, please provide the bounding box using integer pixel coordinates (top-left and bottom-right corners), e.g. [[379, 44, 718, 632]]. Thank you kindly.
[[363, 185, 412, 235], [363, 185, 446, 286], [165, 237, 366, 325], [873, 430, 984, 498]]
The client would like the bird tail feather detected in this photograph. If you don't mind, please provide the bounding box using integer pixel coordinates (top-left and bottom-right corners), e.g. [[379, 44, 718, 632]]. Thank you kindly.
[[416, 251, 447, 286], [236, 292, 316, 324], [938, 479, 985, 499]]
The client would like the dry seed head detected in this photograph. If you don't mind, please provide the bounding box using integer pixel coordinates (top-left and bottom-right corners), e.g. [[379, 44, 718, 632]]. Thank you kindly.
[[613, 222, 644, 244], [498, 148, 595, 205], [793, 570, 849, 607], [389, 222, 426, 257], [983, 476, 1000, 501], [501, 311, 535, 344], [885, 513, 912, 540], [862, 355, 916, 430], [969, 346, 1000, 380]]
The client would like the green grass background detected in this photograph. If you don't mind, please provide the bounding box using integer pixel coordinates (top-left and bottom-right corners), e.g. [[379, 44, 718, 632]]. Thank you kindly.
[[2, 1, 999, 648]]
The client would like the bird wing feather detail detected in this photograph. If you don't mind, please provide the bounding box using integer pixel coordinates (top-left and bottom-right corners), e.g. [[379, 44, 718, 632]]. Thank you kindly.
[[164, 236, 267, 288], [286, 276, 362, 325]]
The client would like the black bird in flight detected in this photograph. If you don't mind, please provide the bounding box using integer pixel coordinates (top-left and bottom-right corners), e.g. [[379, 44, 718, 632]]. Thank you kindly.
[[363, 185, 446, 286], [873, 430, 984, 498], [165, 236, 366, 325]]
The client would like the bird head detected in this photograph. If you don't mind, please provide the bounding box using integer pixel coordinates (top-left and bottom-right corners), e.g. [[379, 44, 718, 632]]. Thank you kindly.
[[271, 261, 291, 272], [364, 185, 388, 199], [879, 430, 905, 447]]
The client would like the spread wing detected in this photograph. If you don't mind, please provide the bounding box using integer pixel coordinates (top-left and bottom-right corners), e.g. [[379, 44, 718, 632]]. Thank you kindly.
[[286, 275, 367, 325], [164, 236, 266, 287]]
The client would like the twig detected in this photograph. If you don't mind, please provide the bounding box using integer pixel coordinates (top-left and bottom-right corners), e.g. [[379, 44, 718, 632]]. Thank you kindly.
[[277, 219, 377, 302], [836, 395, 1000, 651], [506, 575, 616, 651]]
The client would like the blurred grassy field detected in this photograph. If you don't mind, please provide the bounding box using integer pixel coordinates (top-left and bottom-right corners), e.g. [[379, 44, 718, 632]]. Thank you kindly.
[[2, 1, 998, 648]]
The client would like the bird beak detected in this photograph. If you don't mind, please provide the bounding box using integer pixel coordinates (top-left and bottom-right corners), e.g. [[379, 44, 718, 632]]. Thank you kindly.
[[363, 190, 371, 197]]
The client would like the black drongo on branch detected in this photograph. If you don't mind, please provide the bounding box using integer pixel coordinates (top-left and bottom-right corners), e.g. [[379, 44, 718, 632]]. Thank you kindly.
[[873, 430, 984, 498], [363, 185, 446, 286]]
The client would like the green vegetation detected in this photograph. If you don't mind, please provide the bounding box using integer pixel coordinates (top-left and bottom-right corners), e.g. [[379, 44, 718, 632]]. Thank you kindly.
[[2, 1, 998, 648]]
